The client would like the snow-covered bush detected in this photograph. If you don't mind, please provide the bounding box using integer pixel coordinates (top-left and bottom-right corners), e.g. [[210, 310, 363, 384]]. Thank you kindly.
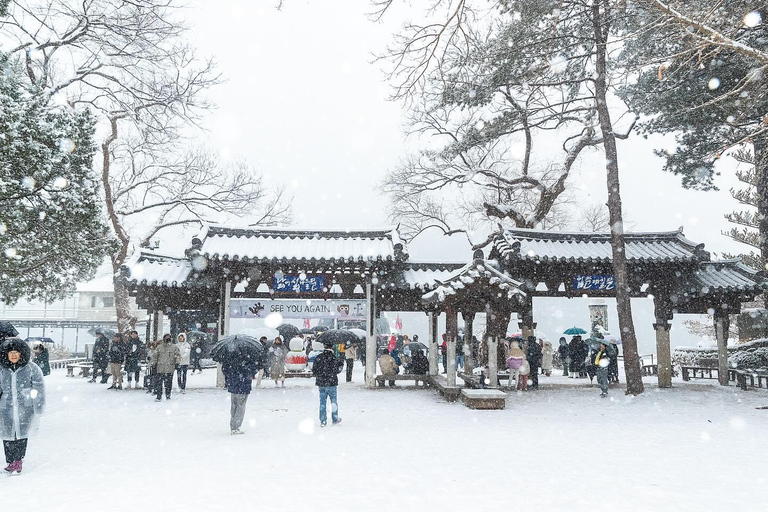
[[674, 339, 768, 371]]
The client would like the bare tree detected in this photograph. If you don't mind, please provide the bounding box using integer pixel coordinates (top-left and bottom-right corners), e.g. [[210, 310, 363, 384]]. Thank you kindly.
[[374, 0, 646, 394], [1, 1, 290, 329], [578, 202, 611, 232]]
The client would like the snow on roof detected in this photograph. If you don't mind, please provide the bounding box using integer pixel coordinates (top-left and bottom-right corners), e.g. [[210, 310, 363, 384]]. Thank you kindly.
[[495, 227, 706, 263], [121, 251, 192, 288], [693, 259, 768, 293], [194, 224, 407, 263], [422, 259, 526, 304]]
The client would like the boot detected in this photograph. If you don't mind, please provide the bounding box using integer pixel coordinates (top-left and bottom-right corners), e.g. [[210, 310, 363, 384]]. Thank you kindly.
[[4, 461, 14, 473], [281, 381, 285, 388], [14, 460, 22, 473]]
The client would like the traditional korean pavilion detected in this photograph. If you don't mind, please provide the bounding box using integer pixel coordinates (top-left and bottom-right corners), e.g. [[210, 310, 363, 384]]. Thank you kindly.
[[120, 224, 768, 389]]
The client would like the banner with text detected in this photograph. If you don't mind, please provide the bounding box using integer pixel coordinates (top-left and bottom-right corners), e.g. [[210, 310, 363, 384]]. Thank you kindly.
[[230, 299, 367, 320]]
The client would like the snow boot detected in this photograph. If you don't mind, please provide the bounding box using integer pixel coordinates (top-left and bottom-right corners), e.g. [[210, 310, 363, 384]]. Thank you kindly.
[[4, 461, 15, 473], [231, 429, 244, 435], [332, 418, 342, 426], [14, 460, 22, 474]]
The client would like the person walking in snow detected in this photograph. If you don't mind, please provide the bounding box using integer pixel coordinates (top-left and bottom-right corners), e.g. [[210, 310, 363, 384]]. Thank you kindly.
[[344, 342, 356, 383], [440, 334, 448, 374], [190, 335, 204, 374], [107, 333, 126, 390], [175, 333, 191, 394], [270, 337, 287, 388], [90, 333, 110, 383], [312, 340, 344, 427], [253, 336, 270, 387], [525, 336, 542, 389], [568, 336, 582, 378], [222, 351, 259, 435], [505, 341, 525, 390], [124, 331, 143, 389], [1, 338, 45, 475], [593, 341, 613, 398], [541, 340, 554, 376], [558, 337, 570, 377], [32, 344, 50, 376], [154, 334, 180, 401], [146, 340, 159, 395]]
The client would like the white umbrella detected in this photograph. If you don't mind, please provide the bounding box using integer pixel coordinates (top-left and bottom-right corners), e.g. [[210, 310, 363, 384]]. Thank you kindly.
[[603, 334, 622, 345], [347, 328, 367, 340], [239, 327, 279, 340]]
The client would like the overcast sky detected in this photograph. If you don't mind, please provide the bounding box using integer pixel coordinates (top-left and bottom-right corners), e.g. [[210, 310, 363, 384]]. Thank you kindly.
[[181, 0, 747, 262]]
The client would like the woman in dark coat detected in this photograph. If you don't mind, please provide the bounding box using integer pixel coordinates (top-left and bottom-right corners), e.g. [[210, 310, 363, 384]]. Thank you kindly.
[[124, 331, 143, 389], [32, 345, 50, 376], [557, 337, 569, 377], [1, 338, 46, 474], [90, 334, 110, 383], [568, 336, 582, 378], [525, 336, 542, 389]]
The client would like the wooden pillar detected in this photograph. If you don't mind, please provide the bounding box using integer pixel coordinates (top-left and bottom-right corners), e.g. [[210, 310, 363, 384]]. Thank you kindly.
[[365, 281, 378, 389], [145, 310, 152, 342], [653, 298, 673, 388], [446, 307, 458, 386], [152, 310, 163, 341], [428, 312, 438, 376], [518, 302, 536, 340], [216, 280, 232, 388], [714, 307, 731, 386], [463, 312, 475, 375], [487, 335, 498, 388]]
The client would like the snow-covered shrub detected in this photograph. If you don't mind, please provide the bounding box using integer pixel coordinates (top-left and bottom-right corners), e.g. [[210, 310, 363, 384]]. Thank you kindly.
[[49, 344, 72, 360]]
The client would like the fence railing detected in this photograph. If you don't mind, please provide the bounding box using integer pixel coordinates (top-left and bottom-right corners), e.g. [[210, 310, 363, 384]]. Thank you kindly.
[[49, 358, 87, 370]]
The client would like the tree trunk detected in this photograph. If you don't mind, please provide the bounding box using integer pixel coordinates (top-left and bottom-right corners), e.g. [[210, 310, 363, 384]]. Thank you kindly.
[[754, 137, 768, 308], [592, 0, 644, 395], [101, 116, 135, 331], [113, 278, 137, 332], [484, 307, 511, 371]]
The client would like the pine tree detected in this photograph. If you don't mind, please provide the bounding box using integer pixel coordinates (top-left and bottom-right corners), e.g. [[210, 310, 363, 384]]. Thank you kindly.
[[0, 59, 113, 303]]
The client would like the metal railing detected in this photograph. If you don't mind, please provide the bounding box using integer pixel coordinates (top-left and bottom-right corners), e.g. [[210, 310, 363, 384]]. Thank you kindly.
[[49, 358, 87, 370]]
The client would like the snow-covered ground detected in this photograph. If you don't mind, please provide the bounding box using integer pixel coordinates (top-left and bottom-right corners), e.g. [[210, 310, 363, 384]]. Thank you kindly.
[[5, 367, 768, 511]]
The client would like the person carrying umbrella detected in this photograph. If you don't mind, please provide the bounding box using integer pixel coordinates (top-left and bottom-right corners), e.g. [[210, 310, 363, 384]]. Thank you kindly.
[[90, 333, 110, 384], [1, 338, 46, 474], [222, 349, 260, 435], [344, 341, 356, 383], [32, 344, 50, 377], [525, 336, 542, 390], [312, 339, 344, 427], [593, 340, 614, 398]]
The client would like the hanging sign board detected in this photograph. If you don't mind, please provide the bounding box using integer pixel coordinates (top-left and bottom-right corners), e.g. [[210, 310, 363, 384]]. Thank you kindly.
[[573, 275, 615, 291], [273, 274, 325, 293], [231, 299, 367, 319]]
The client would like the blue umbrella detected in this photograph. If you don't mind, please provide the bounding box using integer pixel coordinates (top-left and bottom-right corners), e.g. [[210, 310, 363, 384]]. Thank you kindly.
[[563, 326, 588, 335]]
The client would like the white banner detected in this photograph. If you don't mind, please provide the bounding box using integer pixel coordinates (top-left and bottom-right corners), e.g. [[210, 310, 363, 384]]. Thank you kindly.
[[230, 299, 367, 320]]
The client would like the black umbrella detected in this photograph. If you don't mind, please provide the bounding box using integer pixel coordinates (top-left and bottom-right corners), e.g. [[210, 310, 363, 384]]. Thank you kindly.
[[315, 329, 359, 346], [0, 321, 19, 339], [276, 323, 301, 341], [88, 326, 116, 338], [210, 334, 265, 366], [310, 325, 328, 334], [403, 341, 428, 353], [300, 328, 315, 335]]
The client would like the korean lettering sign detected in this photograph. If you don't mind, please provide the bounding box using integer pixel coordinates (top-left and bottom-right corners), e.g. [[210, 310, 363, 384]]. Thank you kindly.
[[573, 275, 615, 290], [273, 274, 325, 293]]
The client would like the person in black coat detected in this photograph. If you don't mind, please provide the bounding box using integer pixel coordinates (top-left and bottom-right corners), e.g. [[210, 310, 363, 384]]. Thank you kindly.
[[312, 340, 344, 427], [411, 350, 429, 375], [124, 331, 143, 389], [90, 334, 110, 383], [568, 336, 582, 378], [222, 354, 259, 435], [107, 333, 127, 389], [557, 337, 569, 377], [525, 336, 542, 389]]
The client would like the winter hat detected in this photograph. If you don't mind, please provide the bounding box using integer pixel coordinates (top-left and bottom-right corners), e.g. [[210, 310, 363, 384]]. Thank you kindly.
[[0, 338, 31, 367]]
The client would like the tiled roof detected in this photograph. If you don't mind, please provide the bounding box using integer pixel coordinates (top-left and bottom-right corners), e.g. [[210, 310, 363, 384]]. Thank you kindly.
[[121, 251, 192, 288], [193, 224, 406, 263], [692, 260, 768, 293], [400, 262, 466, 290], [495, 227, 706, 263], [422, 259, 525, 304]]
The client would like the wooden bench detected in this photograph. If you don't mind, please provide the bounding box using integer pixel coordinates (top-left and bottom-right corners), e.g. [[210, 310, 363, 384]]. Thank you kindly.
[[375, 374, 431, 387], [641, 364, 658, 377], [66, 363, 92, 378], [734, 369, 768, 391], [430, 374, 461, 402], [460, 389, 506, 410], [285, 370, 314, 379], [681, 366, 737, 382]]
